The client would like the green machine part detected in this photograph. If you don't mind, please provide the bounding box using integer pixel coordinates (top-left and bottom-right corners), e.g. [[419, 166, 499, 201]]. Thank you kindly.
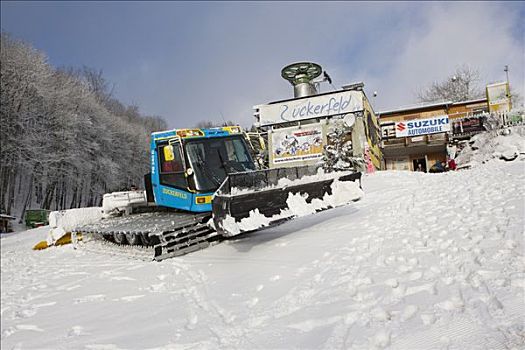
[[25, 209, 50, 228]]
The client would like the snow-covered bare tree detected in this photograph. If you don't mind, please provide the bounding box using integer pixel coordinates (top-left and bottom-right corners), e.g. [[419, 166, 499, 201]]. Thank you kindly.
[[417, 65, 484, 103], [0, 32, 168, 218], [194, 120, 238, 128], [78, 66, 114, 105], [508, 86, 523, 108], [0, 33, 51, 215], [322, 123, 364, 172]]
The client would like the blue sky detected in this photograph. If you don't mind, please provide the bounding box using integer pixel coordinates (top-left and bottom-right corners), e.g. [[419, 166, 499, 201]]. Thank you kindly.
[[2, 1, 524, 128]]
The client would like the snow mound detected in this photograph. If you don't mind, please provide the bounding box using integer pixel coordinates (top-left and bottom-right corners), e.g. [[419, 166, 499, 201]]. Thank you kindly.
[[49, 207, 103, 231], [47, 207, 103, 244], [456, 125, 525, 168], [102, 190, 147, 217]]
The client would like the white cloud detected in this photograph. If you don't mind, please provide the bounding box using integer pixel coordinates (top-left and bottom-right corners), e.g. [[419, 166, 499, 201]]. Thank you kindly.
[[156, 2, 523, 126], [6, 2, 519, 127], [359, 2, 524, 111], [127, 2, 409, 127]]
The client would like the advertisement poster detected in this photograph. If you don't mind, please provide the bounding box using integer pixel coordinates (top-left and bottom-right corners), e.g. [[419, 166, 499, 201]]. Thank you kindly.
[[271, 124, 324, 166], [364, 144, 375, 173], [363, 105, 382, 170], [486, 82, 511, 112], [452, 117, 484, 135]]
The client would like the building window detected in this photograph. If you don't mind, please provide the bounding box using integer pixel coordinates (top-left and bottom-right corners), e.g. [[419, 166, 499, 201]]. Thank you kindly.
[[386, 157, 410, 171], [380, 123, 396, 139]]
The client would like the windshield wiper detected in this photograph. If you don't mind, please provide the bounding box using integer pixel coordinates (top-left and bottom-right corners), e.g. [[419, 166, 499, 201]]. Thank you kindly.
[[215, 148, 233, 174], [215, 148, 247, 173], [193, 153, 222, 187]]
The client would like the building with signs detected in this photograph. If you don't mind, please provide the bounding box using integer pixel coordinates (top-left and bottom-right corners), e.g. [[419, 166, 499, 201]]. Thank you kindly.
[[378, 97, 490, 172], [378, 81, 512, 172], [253, 62, 382, 172]]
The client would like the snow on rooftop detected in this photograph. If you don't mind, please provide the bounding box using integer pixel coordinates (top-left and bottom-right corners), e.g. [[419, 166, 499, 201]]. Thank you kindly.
[[378, 100, 453, 115], [379, 98, 488, 116]]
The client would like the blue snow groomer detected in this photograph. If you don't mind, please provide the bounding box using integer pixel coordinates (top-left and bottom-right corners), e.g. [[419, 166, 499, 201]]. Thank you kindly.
[[82, 125, 360, 261], [149, 126, 256, 213]]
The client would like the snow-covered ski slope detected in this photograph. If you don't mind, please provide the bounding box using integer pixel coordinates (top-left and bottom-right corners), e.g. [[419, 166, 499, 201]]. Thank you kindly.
[[1, 160, 524, 349]]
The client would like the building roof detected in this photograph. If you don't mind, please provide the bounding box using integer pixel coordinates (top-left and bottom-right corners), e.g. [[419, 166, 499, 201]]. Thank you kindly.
[[378, 101, 453, 115], [486, 81, 507, 88], [451, 97, 488, 106], [378, 97, 488, 116]]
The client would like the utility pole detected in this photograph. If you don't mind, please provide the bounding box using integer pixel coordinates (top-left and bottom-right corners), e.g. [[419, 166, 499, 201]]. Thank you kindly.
[[504, 65, 512, 108]]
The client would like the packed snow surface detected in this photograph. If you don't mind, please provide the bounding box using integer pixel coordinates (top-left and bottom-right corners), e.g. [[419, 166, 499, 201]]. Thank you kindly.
[[2, 160, 524, 349]]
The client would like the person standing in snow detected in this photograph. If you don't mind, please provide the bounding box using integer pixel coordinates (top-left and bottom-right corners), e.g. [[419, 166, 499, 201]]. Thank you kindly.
[[429, 160, 445, 173], [447, 157, 457, 171]]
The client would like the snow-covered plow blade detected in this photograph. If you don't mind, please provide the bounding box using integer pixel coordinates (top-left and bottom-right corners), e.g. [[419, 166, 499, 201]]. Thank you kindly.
[[212, 166, 362, 236]]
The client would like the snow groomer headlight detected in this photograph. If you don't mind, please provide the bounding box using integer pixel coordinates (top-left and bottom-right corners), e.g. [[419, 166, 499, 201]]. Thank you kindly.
[[176, 129, 205, 138], [222, 126, 241, 134]]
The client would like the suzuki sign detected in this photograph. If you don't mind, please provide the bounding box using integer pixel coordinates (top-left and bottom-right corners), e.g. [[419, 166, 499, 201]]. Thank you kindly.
[[395, 116, 450, 138]]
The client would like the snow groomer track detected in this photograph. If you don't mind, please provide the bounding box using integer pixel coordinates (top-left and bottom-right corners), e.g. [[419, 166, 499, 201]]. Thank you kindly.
[[76, 211, 219, 261]]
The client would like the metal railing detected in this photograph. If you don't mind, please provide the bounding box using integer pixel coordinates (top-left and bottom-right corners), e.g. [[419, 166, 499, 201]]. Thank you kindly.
[[498, 109, 524, 127]]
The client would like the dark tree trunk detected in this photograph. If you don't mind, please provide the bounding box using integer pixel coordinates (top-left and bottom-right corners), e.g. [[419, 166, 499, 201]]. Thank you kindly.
[[19, 174, 34, 224], [7, 169, 17, 215], [42, 182, 56, 210], [69, 185, 77, 209]]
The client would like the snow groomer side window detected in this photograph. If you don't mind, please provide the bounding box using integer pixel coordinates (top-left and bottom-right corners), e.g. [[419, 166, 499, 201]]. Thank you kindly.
[[158, 143, 187, 189]]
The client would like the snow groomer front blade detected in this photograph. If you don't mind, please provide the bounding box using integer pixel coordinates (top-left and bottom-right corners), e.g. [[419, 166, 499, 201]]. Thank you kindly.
[[212, 165, 362, 237]]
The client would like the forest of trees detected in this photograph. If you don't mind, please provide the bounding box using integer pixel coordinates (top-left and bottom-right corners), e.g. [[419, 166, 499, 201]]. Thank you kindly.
[[0, 33, 168, 220]]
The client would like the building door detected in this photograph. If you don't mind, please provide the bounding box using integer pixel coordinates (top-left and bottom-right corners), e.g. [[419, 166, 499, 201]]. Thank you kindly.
[[412, 158, 427, 172]]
